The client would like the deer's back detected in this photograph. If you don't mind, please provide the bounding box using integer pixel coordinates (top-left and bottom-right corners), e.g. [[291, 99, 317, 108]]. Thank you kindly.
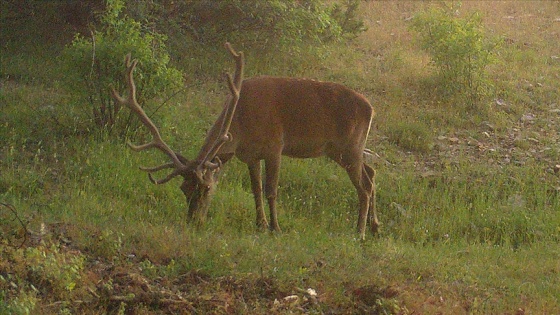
[[232, 76, 374, 159]]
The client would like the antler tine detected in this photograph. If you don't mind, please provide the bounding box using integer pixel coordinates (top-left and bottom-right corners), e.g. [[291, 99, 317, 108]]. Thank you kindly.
[[197, 43, 245, 170], [139, 163, 175, 173], [111, 54, 188, 184], [225, 42, 244, 92], [148, 167, 185, 185]]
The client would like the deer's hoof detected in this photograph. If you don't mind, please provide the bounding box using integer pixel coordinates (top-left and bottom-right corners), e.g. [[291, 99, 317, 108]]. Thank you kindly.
[[370, 220, 380, 235], [256, 220, 269, 232]]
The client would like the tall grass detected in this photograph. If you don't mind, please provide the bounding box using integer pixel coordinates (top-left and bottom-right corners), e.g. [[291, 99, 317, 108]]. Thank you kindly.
[[379, 162, 560, 246]]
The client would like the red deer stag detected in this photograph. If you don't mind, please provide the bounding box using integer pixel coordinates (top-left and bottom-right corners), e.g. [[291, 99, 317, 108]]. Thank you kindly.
[[112, 43, 379, 240]]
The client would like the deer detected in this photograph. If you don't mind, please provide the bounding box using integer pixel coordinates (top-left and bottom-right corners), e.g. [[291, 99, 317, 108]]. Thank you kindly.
[[111, 43, 379, 240]]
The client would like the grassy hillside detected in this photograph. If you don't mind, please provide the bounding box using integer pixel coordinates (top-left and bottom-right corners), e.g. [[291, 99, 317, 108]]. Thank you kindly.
[[1, 1, 559, 314]]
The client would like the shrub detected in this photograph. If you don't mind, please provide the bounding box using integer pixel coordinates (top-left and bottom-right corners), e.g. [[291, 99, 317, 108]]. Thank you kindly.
[[330, 0, 368, 39], [410, 3, 499, 107], [62, 0, 183, 136], [128, 0, 366, 52]]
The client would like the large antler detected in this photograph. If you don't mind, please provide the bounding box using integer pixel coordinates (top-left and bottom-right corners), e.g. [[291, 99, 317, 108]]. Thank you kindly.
[[111, 54, 188, 184], [196, 42, 244, 175]]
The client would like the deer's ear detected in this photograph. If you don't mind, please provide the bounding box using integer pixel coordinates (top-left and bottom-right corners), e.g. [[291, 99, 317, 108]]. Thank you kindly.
[[194, 167, 218, 187], [204, 168, 217, 183], [211, 157, 223, 169]]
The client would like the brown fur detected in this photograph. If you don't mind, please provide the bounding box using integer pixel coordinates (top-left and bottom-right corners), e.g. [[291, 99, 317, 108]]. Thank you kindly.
[[115, 45, 379, 240], [194, 76, 378, 239]]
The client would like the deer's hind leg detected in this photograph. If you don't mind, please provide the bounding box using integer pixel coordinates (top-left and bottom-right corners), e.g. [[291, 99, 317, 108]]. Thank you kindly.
[[328, 148, 371, 240], [362, 163, 379, 234]]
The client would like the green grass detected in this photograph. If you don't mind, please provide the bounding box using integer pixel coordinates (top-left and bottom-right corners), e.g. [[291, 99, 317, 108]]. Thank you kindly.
[[2, 1, 560, 314]]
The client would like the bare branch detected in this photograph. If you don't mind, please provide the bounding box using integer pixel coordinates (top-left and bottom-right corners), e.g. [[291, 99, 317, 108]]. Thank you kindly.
[[0, 202, 27, 248]]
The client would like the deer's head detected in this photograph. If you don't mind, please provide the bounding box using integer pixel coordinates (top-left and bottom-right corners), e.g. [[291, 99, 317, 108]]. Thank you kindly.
[[111, 43, 243, 222], [179, 159, 221, 223]]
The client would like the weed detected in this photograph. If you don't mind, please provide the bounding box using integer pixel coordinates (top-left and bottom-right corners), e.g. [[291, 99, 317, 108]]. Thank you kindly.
[[0, 241, 85, 314], [0, 289, 37, 315], [385, 120, 433, 153], [24, 245, 85, 296]]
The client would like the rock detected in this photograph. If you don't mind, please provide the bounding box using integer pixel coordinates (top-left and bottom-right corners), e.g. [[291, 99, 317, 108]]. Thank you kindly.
[[521, 113, 535, 122]]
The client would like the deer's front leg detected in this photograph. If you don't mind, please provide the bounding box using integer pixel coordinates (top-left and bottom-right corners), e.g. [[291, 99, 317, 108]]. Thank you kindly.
[[265, 156, 282, 232], [248, 161, 268, 230]]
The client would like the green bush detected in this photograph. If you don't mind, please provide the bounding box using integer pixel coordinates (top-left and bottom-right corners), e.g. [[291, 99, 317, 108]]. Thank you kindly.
[[330, 0, 368, 39], [410, 3, 499, 107], [128, 0, 365, 52], [62, 0, 183, 136]]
